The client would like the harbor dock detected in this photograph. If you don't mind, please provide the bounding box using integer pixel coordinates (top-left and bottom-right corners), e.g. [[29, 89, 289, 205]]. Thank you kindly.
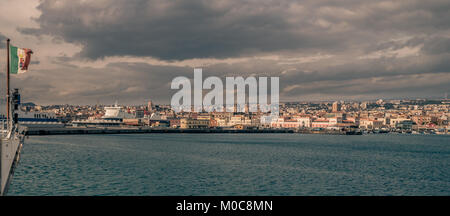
[[23, 126, 367, 136], [25, 127, 296, 136]]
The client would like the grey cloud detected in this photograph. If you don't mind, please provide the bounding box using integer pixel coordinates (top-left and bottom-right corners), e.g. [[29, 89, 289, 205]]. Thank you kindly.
[[422, 36, 450, 55], [20, 0, 309, 60], [6, 0, 450, 104], [0, 33, 6, 48], [6, 54, 448, 105], [367, 35, 450, 56], [20, 0, 450, 60], [281, 72, 450, 102], [4, 61, 193, 105]]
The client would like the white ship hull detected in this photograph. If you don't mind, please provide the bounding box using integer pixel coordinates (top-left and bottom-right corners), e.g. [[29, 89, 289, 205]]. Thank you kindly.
[[0, 131, 24, 195]]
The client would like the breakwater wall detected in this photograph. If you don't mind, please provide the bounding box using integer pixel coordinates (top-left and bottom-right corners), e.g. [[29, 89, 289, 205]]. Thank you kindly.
[[25, 127, 295, 136]]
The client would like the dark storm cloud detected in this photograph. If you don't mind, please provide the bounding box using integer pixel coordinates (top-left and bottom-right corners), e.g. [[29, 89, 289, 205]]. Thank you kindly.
[[20, 0, 450, 60], [21, 0, 308, 60], [19, 0, 450, 60], [10, 0, 450, 103]]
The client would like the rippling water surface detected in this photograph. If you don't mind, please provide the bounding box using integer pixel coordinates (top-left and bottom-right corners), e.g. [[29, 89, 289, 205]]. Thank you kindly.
[[8, 134, 450, 195]]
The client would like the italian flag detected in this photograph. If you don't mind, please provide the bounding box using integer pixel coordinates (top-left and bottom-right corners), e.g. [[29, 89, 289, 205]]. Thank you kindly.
[[9, 45, 33, 74]]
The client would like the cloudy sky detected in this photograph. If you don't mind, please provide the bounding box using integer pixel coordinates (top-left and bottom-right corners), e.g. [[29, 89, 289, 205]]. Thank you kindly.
[[0, 0, 449, 105]]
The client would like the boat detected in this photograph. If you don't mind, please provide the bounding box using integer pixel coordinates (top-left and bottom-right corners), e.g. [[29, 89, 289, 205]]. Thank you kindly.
[[71, 101, 135, 127], [0, 103, 64, 128], [102, 101, 135, 120], [1, 89, 25, 195], [1, 39, 28, 196]]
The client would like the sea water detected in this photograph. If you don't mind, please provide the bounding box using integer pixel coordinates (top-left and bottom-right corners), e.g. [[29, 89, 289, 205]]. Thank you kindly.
[[8, 133, 450, 195]]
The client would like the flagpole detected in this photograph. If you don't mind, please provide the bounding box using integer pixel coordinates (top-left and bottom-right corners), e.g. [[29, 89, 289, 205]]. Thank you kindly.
[[6, 38, 10, 125]]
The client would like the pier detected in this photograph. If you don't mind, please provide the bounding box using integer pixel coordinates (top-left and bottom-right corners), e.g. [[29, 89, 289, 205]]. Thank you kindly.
[[23, 127, 367, 136], [24, 127, 296, 136]]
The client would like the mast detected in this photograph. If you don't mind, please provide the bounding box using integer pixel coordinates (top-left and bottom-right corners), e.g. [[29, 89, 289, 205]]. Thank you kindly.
[[1, 39, 25, 196], [6, 39, 10, 125]]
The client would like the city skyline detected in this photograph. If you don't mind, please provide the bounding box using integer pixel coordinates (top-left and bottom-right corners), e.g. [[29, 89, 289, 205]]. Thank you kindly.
[[1, 96, 449, 107], [0, 0, 449, 105]]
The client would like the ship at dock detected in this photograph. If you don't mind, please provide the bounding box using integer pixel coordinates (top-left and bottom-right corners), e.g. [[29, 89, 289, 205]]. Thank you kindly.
[[1, 89, 25, 195], [71, 101, 136, 127], [1, 39, 31, 195], [0, 101, 63, 128]]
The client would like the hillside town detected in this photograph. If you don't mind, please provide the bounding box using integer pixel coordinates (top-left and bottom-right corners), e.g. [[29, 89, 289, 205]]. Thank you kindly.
[[14, 98, 450, 135]]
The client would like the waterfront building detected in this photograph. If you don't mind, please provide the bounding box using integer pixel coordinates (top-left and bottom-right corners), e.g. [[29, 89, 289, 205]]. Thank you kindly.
[[209, 118, 218, 128], [149, 120, 170, 127], [328, 117, 343, 125], [389, 117, 410, 128], [123, 118, 142, 126], [296, 116, 311, 127], [395, 120, 415, 130], [229, 115, 252, 126], [281, 120, 301, 128], [359, 118, 383, 129], [196, 113, 211, 120], [215, 118, 229, 127], [312, 119, 330, 128], [180, 118, 210, 129], [169, 119, 180, 128]]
